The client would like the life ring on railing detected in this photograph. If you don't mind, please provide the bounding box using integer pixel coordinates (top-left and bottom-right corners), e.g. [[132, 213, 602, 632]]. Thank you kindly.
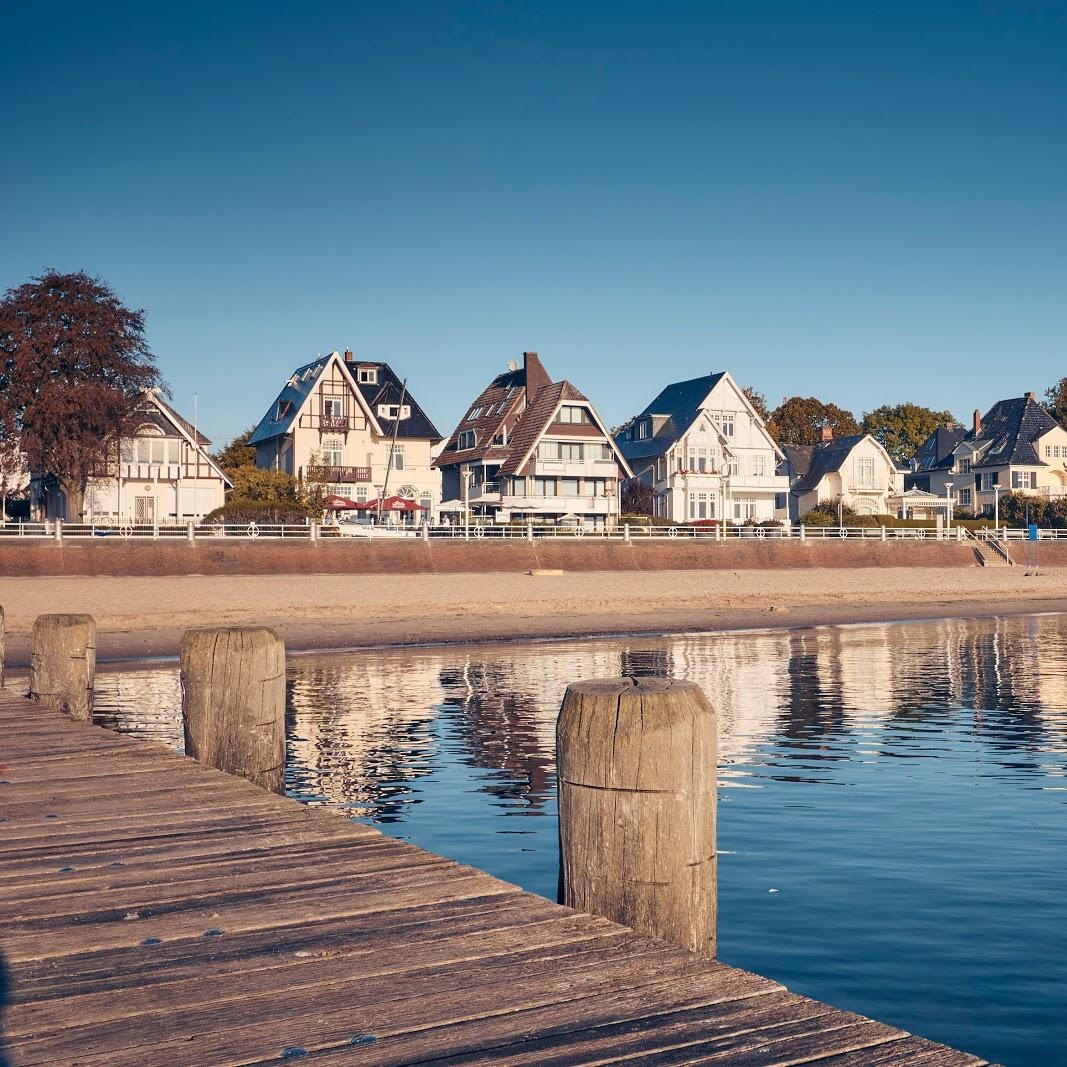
[[119, 523, 134, 540], [247, 522, 260, 540], [838, 528, 848, 538], [916, 529, 925, 539], [574, 525, 585, 538], [667, 526, 679, 538], [473, 525, 485, 538], [755, 527, 766, 538]]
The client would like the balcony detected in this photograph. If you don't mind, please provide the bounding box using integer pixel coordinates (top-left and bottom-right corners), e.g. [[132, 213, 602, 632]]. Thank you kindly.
[[469, 481, 501, 500], [725, 474, 790, 491], [319, 414, 351, 432], [306, 465, 372, 483], [501, 494, 614, 514]]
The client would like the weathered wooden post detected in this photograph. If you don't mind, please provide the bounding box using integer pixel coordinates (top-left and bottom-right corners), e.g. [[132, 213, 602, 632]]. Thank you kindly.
[[179, 627, 287, 794], [557, 676, 717, 957], [29, 614, 96, 720]]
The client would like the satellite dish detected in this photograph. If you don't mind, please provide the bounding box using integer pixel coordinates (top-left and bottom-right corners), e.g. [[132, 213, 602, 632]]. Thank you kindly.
[[507, 360, 519, 372]]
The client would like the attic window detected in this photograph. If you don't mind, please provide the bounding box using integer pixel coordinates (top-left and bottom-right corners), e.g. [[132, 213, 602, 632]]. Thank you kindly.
[[467, 406, 483, 421], [558, 405, 591, 425], [637, 419, 652, 440], [377, 404, 411, 420], [302, 368, 314, 382], [357, 367, 378, 384], [277, 399, 293, 419], [458, 429, 477, 450]]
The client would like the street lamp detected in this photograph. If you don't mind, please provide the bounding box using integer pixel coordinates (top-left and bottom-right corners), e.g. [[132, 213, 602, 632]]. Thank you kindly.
[[993, 484, 1003, 536], [945, 482, 953, 534]]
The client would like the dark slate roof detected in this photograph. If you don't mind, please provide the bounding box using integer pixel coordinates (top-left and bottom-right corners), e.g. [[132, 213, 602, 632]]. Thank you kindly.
[[968, 395, 1058, 468], [434, 353, 553, 468], [614, 374, 725, 463], [355, 362, 441, 441], [913, 426, 966, 472], [789, 434, 868, 493], [248, 355, 439, 446], [249, 356, 328, 445], [152, 393, 211, 446], [782, 444, 814, 483]]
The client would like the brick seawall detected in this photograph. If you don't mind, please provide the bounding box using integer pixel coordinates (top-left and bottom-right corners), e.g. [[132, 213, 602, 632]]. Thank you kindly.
[[0, 537, 1016, 577]]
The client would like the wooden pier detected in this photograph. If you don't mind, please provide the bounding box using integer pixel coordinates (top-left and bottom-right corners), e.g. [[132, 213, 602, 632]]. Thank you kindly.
[[0, 687, 987, 1066]]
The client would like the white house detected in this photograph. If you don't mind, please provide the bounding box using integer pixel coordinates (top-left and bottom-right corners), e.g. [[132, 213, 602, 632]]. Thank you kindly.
[[615, 372, 788, 524], [249, 349, 443, 520], [909, 393, 1067, 514], [32, 388, 231, 523], [782, 429, 904, 520], [434, 352, 631, 529]]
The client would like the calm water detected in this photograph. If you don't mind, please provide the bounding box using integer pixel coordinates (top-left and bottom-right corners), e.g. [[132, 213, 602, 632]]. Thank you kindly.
[[95, 615, 1067, 1067]]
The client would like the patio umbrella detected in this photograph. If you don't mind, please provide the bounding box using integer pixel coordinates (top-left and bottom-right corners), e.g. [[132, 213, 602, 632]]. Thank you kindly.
[[322, 494, 359, 510], [378, 496, 428, 512]]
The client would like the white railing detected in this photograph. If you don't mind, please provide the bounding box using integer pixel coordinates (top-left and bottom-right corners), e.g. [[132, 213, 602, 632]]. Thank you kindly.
[[3, 519, 1063, 542]]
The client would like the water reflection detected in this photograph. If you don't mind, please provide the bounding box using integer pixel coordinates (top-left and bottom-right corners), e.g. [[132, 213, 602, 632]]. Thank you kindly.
[[94, 614, 1067, 1067]]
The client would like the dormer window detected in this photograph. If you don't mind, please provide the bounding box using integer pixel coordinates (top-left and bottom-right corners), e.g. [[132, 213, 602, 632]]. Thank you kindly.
[[377, 404, 410, 420], [458, 429, 477, 450], [467, 406, 483, 421], [558, 405, 592, 425], [277, 399, 293, 420], [637, 419, 652, 440], [357, 366, 378, 384]]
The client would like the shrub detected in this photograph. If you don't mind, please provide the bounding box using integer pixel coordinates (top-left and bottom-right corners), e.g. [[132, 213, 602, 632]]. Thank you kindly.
[[202, 500, 315, 525]]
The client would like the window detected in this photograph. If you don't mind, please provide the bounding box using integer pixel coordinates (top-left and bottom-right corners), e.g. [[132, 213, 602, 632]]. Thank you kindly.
[[467, 406, 483, 421], [593, 442, 614, 460], [533, 477, 555, 496], [457, 429, 476, 450], [135, 437, 179, 465], [327, 483, 351, 497], [355, 485, 369, 502], [277, 399, 293, 419], [377, 404, 410, 420], [733, 499, 756, 521], [959, 488, 972, 506], [721, 415, 735, 437], [560, 478, 580, 495], [357, 367, 378, 384], [511, 476, 526, 494], [753, 454, 766, 477], [537, 441, 584, 461], [322, 437, 343, 466], [588, 478, 607, 496], [775, 493, 787, 510], [689, 492, 711, 520], [322, 397, 344, 419], [637, 419, 651, 440], [855, 456, 874, 489], [958, 457, 971, 474], [981, 472, 999, 491], [558, 405, 592, 424], [1012, 470, 1035, 489], [389, 444, 405, 471], [727, 459, 739, 476]]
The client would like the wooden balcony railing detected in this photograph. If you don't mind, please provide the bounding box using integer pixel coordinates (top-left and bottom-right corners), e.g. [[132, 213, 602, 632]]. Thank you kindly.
[[319, 414, 351, 431], [306, 465, 372, 483]]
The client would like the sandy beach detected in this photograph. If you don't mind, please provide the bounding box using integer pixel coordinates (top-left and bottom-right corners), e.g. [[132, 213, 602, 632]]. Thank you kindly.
[[3, 566, 1066, 665]]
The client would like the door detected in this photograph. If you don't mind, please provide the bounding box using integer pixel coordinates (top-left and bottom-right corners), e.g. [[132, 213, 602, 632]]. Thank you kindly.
[[135, 496, 155, 524]]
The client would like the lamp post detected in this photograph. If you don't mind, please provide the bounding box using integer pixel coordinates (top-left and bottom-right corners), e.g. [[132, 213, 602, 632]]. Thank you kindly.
[[837, 493, 844, 529], [993, 484, 1003, 536], [945, 482, 954, 534]]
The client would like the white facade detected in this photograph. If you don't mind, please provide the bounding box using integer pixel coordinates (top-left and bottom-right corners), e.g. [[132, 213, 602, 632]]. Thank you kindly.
[[251, 351, 442, 521], [621, 372, 788, 524], [33, 390, 230, 523], [788, 435, 904, 520]]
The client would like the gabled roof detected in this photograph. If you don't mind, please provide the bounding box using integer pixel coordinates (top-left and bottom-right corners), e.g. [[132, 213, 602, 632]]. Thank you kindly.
[[615, 374, 726, 462], [787, 434, 869, 494], [434, 353, 552, 468], [968, 395, 1058, 468], [134, 389, 232, 487], [248, 352, 439, 447], [354, 362, 441, 441], [912, 426, 966, 472], [249, 356, 330, 445], [151, 394, 211, 446]]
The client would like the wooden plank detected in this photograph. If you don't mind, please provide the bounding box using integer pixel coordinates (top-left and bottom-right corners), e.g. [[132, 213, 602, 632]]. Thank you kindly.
[[0, 689, 986, 1067]]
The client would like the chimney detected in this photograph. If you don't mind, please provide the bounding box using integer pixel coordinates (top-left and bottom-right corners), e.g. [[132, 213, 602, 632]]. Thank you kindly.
[[1026, 390, 1036, 402], [973, 409, 982, 435], [522, 351, 552, 400], [343, 349, 354, 363], [820, 425, 833, 444]]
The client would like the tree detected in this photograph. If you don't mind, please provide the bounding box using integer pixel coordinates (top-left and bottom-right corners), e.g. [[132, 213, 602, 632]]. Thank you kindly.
[[768, 396, 860, 446], [227, 466, 304, 506], [213, 427, 256, 473], [861, 403, 956, 465], [620, 476, 654, 515], [1045, 378, 1067, 429], [0, 270, 161, 519], [742, 386, 770, 422]]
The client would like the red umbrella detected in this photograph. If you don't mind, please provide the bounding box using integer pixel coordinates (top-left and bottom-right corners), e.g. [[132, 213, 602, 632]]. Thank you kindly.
[[377, 496, 428, 512], [322, 494, 358, 510]]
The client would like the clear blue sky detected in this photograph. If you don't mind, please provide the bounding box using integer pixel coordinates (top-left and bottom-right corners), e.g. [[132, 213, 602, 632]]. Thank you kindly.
[[4, 1, 1065, 446]]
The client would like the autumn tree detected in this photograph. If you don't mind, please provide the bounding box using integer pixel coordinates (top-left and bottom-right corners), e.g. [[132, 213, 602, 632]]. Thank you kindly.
[[861, 403, 956, 465], [768, 396, 860, 446], [742, 386, 770, 422], [0, 270, 161, 519], [213, 426, 256, 473], [1045, 378, 1067, 429]]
